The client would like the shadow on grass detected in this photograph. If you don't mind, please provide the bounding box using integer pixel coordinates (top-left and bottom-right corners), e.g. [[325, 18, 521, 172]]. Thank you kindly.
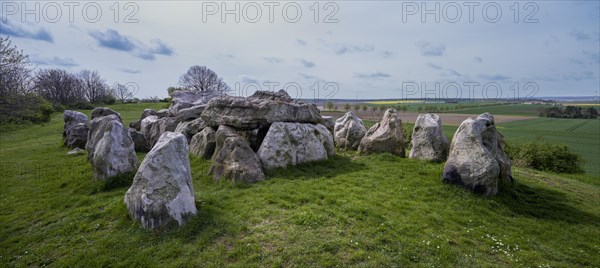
[[166, 200, 237, 245], [265, 154, 367, 180], [91, 171, 135, 193], [496, 180, 600, 225]]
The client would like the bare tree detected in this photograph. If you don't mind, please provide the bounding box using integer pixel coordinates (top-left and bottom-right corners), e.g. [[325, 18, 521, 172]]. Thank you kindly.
[[34, 69, 85, 105], [114, 83, 133, 103], [179, 65, 230, 93], [0, 36, 32, 96], [79, 70, 109, 104]]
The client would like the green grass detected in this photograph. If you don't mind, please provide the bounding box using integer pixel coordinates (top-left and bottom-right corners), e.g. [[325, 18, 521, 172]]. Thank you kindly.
[[366, 102, 546, 116], [1, 103, 599, 266], [497, 118, 600, 176], [452, 104, 546, 116]]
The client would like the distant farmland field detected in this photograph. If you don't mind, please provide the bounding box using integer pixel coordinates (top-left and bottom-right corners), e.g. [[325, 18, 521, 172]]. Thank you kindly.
[[453, 104, 547, 116], [498, 118, 600, 176]]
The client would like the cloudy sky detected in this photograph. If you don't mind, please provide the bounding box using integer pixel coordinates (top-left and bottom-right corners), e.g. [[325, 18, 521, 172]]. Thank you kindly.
[[1, 1, 599, 100]]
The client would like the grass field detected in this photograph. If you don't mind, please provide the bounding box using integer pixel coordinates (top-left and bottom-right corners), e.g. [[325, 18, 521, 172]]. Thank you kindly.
[[362, 102, 546, 117], [0, 103, 599, 266], [453, 104, 547, 117]]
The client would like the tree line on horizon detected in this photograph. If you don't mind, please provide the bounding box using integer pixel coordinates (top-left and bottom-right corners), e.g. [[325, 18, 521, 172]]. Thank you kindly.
[[537, 106, 599, 119], [0, 36, 230, 125]]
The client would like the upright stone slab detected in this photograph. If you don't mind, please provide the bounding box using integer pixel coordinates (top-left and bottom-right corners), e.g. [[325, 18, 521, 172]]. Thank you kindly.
[[141, 116, 178, 148], [130, 109, 157, 130], [63, 110, 89, 149], [334, 111, 367, 150], [190, 127, 216, 159], [174, 118, 206, 142], [409, 113, 449, 162], [129, 128, 149, 152], [358, 108, 405, 156], [442, 113, 513, 196], [65, 123, 89, 149], [257, 122, 334, 170], [92, 120, 138, 180], [210, 134, 265, 184], [86, 114, 121, 162], [124, 132, 197, 229]]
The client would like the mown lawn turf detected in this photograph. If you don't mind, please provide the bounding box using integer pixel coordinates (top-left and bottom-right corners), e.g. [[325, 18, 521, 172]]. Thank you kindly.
[[0, 103, 598, 267]]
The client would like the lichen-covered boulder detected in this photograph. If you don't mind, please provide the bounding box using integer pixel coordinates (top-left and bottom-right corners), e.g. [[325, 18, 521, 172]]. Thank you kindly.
[[141, 116, 179, 148], [201, 90, 323, 130], [129, 128, 149, 152], [63, 110, 89, 148], [130, 109, 157, 130], [91, 107, 121, 121], [124, 132, 197, 229], [210, 134, 265, 184], [334, 111, 367, 150], [86, 114, 121, 162], [190, 127, 216, 159], [442, 113, 513, 196], [63, 110, 88, 136], [92, 120, 138, 180], [409, 113, 449, 162], [65, 123, 89, 149], [174, 118, 206, 142], [358, 108, 405, 156], [257, 122, 334, 170]]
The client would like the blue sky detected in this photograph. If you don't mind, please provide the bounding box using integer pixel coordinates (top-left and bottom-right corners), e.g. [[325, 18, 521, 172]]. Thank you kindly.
[[1, 1, 598, 100]]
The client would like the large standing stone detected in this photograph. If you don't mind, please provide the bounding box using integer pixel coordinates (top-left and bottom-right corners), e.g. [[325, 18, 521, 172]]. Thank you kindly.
[[63, 110, 88, 136], [334, 111, 367, 150], [174, 118, 206, 142], [86, 114, 121, 162], [201, 90, 323, 130], [209, 133, 265, 184], [63, 110, 89, 148], [257, 122, 334, 170], [190, 127, 216, 159], [409, 113, 449, 162], [211, 125, 243, 160], [359, 108, 405, 156], [91, 107, 121, 121], [130, 109, 157, 130], [124, 132, 197, 229], [129, 128, 149, 152], [65, 123, 89, 149], [169, 90, 223, 115], [442, 113, 512, 196], [92, 120, 138, 180], [141, 116, 179, 148]]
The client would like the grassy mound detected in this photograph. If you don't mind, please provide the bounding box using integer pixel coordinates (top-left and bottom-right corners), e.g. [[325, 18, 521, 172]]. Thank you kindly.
[[0, 103, 598, 266]]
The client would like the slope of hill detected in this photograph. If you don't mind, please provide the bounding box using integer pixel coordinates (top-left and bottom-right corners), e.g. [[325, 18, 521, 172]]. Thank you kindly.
[[0, 104, 598, 267]]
